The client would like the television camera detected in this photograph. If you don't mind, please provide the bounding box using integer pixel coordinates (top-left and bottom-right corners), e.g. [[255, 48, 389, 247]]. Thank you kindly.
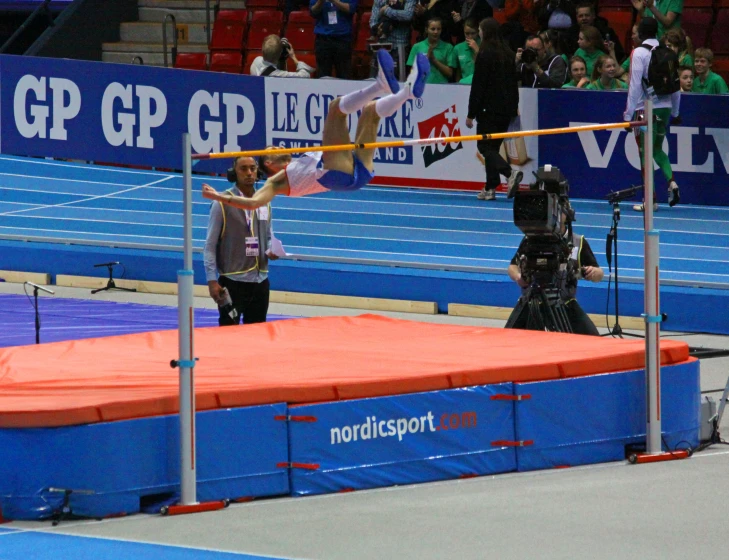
[[506, 165, 579, 333]]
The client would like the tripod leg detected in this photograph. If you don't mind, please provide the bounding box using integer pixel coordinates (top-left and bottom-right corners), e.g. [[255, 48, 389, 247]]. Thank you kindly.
[[528, 298, 546, 331], [505, 298, 528, 329]]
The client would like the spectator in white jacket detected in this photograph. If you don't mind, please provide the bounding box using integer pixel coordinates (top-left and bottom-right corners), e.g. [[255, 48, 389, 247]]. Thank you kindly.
[[249, 35, 315, 77]]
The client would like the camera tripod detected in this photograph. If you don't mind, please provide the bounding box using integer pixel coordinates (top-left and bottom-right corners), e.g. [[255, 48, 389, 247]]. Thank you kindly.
[[91, 262, 136, 294], [505, 282, 573, 334]]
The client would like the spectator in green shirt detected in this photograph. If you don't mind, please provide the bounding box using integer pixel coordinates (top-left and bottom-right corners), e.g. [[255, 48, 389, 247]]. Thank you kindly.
[[692, 48, 729, 94], [407, 17, 454, 83], [632, 0, 682, 39], [574, 25, 605, 77], [585, 54, 627, 90], [664, 28, 693, 69], [678, 66, 693, 92], [449, 17, 480, 83], [562, 55, 590, 88]]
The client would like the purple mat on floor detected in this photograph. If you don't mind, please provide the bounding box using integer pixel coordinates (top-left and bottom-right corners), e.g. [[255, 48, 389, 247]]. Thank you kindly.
[[0, 294, 293, 348]]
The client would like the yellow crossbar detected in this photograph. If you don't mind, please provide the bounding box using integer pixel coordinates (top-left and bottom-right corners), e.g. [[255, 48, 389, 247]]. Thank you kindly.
[[192, 120, 646, 160]]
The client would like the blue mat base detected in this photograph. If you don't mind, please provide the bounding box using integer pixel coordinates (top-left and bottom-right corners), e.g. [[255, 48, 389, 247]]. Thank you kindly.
[[0, 361, 699, 520], [287, 384, 517, 496], [514, 361, 701, 471], [0, 405, 290, 521], [2, 239, 728, 334]]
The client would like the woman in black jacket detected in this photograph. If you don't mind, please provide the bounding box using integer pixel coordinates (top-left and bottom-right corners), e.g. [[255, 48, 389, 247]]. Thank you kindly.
[[466, 18, 522, 201]]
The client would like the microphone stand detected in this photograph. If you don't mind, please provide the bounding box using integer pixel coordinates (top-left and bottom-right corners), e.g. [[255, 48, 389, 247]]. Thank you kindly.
[[603, 188, 644, 339], [91, 262, 136, 294], [24, 282, 54, 344], [34, 286, 40, 344]]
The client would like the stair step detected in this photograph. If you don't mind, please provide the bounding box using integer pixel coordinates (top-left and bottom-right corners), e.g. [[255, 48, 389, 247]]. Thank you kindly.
[[138, 0, 247, 23], [102, 41, 210, 54], [139, 8, 210, 23], [102, 52, 175, 67], [102, 50, 217, 68], [120, 21, 210, 43]]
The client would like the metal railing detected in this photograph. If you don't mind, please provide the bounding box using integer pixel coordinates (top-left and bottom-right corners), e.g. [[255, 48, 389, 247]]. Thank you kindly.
[[204, 0, 222, 48], [0, 0, 54, 54], [162, 13, 178, 68]]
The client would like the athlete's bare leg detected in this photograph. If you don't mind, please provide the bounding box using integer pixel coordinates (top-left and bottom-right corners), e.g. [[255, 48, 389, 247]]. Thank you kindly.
[[321, 97, 355, 175], [353, 101, 381, 172]]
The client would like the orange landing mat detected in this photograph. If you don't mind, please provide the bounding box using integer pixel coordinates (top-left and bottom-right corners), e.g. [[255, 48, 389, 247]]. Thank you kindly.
[[0, 314, 690, 428]]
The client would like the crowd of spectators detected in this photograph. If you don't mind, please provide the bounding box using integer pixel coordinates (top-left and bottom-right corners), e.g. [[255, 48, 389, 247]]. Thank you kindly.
[[252, 0, 728, 95]]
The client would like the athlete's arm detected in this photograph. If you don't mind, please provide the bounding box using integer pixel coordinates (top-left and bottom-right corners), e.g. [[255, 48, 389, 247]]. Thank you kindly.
[[202, 170, 289, 210]]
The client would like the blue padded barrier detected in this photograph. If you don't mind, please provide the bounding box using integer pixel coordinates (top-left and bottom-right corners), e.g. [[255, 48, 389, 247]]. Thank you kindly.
[[0, 404, 289, 520], [286, 384, 517, 496], [513, 360, 700, 471]]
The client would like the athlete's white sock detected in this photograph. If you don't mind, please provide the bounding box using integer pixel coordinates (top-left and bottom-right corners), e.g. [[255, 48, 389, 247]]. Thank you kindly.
[[338, 82, 384, 115], [375, 87, 410, 118]]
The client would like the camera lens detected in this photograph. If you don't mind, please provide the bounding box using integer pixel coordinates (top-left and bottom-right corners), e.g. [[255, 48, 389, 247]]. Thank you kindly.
[[522, 48, 537, 65]]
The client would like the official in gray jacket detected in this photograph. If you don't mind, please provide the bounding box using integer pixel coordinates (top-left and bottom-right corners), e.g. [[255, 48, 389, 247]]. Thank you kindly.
[[203, 156, 276, 325]]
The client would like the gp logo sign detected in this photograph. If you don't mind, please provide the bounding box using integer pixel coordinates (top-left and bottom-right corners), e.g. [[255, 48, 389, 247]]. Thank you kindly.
[[12, 74, 256, 153], [2, 53, 266, 172], [13, 76, 81, 141]]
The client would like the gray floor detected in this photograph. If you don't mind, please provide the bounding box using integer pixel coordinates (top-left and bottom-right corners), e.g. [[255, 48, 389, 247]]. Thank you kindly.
[[3, 283, 728, 559]]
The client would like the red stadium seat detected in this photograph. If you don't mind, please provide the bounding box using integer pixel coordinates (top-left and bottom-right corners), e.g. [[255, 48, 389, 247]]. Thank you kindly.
[[210, 23, 247, 50], [285, 23, 316, 51], [174, 52, 208, 71], [245, 0, 280, 7], [250, 9, 284, 26], [244, 50, 263, 74], [215, 10, 248, 24], [210, 51, 244, 73], [712, 58, 729, 87], [358, 0, 374, 11], [681, 8, 713, 49], [710, 10, 729, 55], [287, 10, 315, 26], [682, 0, 712, 6], [600, 9, 635, 54], [354, 12, 372, 52], [247, 11, 285, 48], [492, 9, 508, 25]]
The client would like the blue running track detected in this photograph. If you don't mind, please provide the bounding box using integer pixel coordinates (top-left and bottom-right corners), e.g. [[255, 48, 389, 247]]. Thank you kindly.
[[0, 154, 728, 287], [0, 527, 290, 560]]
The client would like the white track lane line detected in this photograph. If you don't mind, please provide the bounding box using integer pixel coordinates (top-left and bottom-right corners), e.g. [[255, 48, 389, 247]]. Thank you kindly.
[[0, 176, 176, 217], [3, 183, 729, 228], [4, 154, 729, 214], [3, 186, 729, 237], [1, 205, 727, 258]]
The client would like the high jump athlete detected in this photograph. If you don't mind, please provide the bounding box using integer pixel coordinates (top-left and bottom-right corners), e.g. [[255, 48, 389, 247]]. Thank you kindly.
[[201, 49, 430, 210]]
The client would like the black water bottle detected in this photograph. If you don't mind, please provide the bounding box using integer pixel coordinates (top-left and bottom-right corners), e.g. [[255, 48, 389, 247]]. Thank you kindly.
[[220, 288, 239, 321]]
